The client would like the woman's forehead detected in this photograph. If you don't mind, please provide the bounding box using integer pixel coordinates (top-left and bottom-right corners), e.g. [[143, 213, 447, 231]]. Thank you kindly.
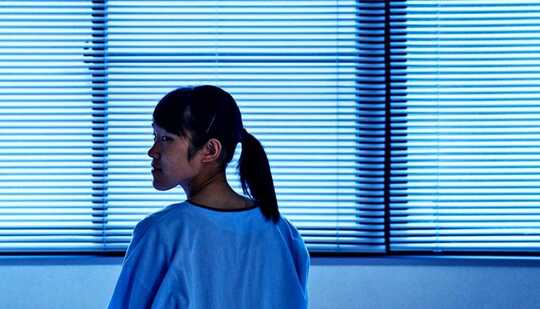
[[152, 123, 165, 133], [152, 123, 191, 140]]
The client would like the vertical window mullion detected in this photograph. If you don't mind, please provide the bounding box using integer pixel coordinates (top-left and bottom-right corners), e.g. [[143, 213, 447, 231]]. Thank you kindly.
[[355, 0, 387, 254], [89, 0, 109, 251], [387, 0, 408, 255]]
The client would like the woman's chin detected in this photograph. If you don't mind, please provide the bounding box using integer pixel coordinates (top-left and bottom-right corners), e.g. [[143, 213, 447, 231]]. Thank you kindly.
[[152, 180, 174, 191], [152, 182, 168, 191]]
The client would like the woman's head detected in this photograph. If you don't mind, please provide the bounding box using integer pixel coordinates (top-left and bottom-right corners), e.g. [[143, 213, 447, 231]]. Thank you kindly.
[[149, 85, 280, 222], [153, 85, 243, 168]]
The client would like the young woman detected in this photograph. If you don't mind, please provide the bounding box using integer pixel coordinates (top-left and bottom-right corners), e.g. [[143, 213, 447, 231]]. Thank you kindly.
[[108, 85, 309, 308]]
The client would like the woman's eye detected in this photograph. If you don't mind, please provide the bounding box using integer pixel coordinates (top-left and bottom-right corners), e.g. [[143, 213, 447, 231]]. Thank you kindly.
[[152, 134, 172, 142]]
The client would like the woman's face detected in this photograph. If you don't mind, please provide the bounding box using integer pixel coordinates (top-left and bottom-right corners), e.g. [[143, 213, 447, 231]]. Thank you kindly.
[[147, 124, 201, 191]]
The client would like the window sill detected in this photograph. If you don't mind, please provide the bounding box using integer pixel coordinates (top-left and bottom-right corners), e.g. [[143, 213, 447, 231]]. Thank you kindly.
[[1, 253, 540, 267]]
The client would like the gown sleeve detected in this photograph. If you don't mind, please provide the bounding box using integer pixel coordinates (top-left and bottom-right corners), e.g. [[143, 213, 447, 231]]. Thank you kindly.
[[108, 218, 170, 309], [291, 222, 310, 306]]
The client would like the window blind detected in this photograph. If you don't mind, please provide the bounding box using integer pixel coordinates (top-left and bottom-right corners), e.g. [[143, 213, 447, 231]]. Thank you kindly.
[[105, 0, 384, 253], [0, 1, 103, 252], [5, 0, 540, 256], [0, 1, 386, 254], [389, 0, 540, 253]]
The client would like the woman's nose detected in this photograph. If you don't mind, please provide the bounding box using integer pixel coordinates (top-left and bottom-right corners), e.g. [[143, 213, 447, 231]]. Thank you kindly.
[[148, 142, 159, 159]]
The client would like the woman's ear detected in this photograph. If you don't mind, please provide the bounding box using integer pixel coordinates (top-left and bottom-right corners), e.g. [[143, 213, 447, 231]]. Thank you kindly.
[[200, 138, 222, 163]]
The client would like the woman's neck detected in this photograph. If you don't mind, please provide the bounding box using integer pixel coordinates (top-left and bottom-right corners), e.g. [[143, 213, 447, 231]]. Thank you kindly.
[[187, 170, 252, 210]]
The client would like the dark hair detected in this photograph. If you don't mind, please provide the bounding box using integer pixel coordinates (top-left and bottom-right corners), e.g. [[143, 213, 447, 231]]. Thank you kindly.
[[153, 85, 280, 223]]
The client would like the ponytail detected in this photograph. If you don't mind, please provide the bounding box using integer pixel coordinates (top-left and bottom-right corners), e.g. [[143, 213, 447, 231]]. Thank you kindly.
[[238, 129, 280, 223]]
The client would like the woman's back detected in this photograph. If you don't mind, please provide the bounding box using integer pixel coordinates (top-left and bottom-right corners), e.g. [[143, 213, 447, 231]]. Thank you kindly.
[[109, 201, 309, 309]]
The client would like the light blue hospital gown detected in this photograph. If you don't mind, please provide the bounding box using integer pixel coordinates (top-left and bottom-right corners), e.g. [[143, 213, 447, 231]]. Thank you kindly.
[[108, 201, 309, 309]]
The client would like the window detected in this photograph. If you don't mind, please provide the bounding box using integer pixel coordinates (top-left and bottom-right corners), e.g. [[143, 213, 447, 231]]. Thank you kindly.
[[0, 1, 99, 252], [389, 0, 540, 253], [1, 0, 539, 256], [0, 0, 378, 254]]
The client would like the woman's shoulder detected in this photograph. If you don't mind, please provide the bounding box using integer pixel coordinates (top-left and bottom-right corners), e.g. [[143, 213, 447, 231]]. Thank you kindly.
[[133, 202, 192, 237], [277, 216, 302, 238]]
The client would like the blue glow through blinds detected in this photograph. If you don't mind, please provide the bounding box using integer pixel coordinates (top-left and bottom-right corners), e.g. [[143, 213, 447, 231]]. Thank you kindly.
[[0, 1, 385, 253], [0, 1, 105, 252], [105, 0, 383, 253], [390, 0, 540, 252]]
